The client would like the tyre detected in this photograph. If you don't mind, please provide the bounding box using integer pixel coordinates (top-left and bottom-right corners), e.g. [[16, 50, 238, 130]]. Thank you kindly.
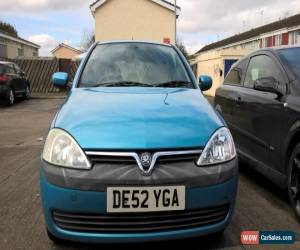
[[21, 85, 30, 100], [6, 87, 15, 106], [46, 228, 64, 244], [287, 143, 300, 222]]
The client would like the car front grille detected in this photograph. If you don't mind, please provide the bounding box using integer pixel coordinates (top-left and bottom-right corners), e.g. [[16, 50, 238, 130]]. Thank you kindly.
[[52, 204, 229, 233], [85, 150, 201, 166]]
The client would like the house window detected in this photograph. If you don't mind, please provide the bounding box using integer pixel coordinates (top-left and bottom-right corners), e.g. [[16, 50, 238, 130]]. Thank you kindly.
[[18, 45, 24, 57], [274, 34, 282, 46], [290, 31, 299, 45], [33, 51, 38, 57], [0, 44, 7, 58], [261, 38, 268, 48]]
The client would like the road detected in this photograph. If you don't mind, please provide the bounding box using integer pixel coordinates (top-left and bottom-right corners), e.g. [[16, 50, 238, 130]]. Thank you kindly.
[[0, 98, 299, 250]]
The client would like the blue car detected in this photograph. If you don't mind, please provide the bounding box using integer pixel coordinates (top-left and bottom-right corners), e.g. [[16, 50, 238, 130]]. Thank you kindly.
[[40, 41, 238, 244]]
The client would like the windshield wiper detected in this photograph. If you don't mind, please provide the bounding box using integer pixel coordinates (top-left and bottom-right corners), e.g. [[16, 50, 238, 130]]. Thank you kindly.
[[84, 81, 193, 88], [154, 81, 193, 88], [92, 81, 152, 87]]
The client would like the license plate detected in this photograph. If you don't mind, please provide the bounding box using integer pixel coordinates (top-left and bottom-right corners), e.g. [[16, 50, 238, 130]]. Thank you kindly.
[[107, 186, 185, 213]]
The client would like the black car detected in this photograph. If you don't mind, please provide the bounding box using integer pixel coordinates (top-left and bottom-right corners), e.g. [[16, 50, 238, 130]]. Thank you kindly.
[[0, 61, 30, 105], [215, 46, 300, 221]]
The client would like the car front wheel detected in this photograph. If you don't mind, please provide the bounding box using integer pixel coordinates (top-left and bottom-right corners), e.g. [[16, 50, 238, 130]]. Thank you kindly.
[[22, 85, 30, 100], [288, 143, 300, 222]]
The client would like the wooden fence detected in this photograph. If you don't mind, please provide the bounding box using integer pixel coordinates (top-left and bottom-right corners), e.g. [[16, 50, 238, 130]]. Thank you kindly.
[[1, 58, 80, 93]]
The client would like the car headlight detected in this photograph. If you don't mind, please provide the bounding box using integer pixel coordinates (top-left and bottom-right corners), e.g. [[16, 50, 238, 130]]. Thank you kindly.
[[42, 128, 91, 169], [197, 127, 236, 166]]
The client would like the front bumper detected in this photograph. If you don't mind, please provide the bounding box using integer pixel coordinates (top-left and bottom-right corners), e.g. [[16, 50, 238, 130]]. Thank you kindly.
[[42, 157, 238, 191], [40, 160, 238, 243]]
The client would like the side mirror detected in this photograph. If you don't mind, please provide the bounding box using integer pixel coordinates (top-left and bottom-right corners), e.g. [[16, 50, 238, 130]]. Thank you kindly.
[[52, 72, 69, 88], [199, 75, 213, 91], [254, 77, 283, 97]]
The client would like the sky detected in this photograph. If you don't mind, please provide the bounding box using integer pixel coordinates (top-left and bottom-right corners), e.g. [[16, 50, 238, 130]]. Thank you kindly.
[[1, 0, 300, 56]]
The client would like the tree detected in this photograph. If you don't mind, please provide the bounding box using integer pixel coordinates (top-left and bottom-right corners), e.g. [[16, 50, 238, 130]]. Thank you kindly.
[[176, 39, 189, 59], [80, 29, 95, 52], [0, 21, 18, 37]]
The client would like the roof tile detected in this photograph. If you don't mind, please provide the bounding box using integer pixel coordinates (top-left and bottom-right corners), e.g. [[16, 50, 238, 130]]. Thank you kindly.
[[197, 13, 300, 53]]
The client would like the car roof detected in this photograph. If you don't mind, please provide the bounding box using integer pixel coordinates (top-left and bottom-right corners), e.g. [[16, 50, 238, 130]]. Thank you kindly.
[[0, 61, 12, 65], [266, 45, 300, 51], [235, 46, 300, 65], [96, 40, 173, 47], [232, 45, 300, 81], [249, 45, 300, 55]]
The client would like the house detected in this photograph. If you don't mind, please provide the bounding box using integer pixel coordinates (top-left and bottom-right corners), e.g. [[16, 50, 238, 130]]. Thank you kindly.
[[0, 32, 40, 59], [191, 13, 300, 96], [90, 0, 180, 44], [51, 43, 83, 60]]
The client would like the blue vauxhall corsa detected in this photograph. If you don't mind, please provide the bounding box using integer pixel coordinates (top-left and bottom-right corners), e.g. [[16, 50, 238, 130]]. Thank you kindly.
[[40, 41, 238, 244]]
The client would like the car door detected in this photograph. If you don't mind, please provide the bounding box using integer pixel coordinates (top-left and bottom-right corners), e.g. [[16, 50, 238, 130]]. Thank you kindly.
[[13, 64, 26, 92], [13, 64, 26, 93], [233, 53, 288, 170], [6, 64, 21, 92], [215, 58, 248, 143]]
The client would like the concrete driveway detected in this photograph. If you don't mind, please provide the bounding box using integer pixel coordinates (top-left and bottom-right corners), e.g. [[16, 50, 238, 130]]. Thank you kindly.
[[0, 98, 299, 250]]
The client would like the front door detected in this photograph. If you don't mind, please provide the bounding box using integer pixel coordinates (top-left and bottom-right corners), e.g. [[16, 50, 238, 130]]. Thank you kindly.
[[234, 53, 288, 169], [215, 58, 248, 147]]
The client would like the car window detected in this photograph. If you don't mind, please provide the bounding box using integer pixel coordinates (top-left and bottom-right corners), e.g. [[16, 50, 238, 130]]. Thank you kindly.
[[244, 55, 286, 88], [79, 43, 192, 88], [224, 59, 247, 85], [0, 65, 5, 75], [14, 64, 21, 74], [224, 68, 242, 85], [278, 47, 300, 79], [6, 65, 16, 74]]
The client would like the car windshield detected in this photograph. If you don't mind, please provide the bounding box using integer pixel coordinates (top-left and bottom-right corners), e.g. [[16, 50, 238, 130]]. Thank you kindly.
[[278, 48, 300, 79], [79, 43, 193, 88]]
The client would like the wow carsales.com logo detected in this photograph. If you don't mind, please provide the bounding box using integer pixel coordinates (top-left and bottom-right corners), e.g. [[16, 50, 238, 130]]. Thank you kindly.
[[241, 231, 296, 245]]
